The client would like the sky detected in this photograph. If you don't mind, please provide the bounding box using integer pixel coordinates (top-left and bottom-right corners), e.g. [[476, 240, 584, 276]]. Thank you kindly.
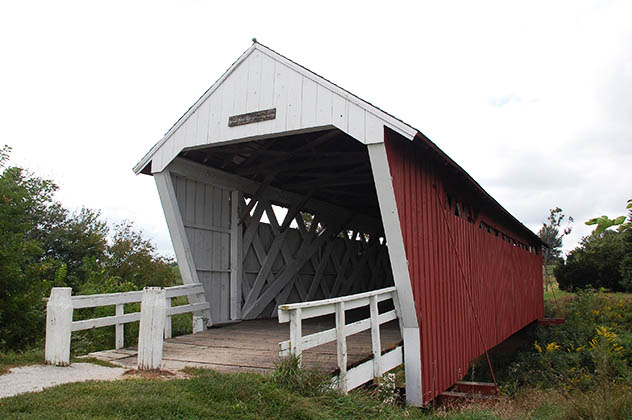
[[1, 0, 630, 257]]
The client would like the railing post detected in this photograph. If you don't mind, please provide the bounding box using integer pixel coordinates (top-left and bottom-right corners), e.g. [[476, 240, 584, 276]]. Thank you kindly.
[[289, 308, 302, 366], [45, 287, 73, 366], [137, 287, 166, 370], [369, 294, 382, 378], [192, 288, 206, 333], [164, 297, 172, 339], [115, 304, 124, 349], [335, 301, 347, 392], [192, 314, 205, 333], [391, 291, 405, 339]]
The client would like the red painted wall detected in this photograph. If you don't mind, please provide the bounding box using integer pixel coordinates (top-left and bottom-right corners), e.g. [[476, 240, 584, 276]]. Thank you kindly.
[[384, 129, 544, 404]]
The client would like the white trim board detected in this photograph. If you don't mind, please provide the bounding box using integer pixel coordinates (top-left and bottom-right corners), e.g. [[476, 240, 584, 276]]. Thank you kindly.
[[367, 142, 422, 407]]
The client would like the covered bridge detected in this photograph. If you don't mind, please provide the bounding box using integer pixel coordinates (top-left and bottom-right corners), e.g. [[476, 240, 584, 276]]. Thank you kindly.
[[134, 42, 544, 406]]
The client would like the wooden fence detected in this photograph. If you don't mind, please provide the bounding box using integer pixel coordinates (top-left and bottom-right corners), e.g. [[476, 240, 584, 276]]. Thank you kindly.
[[277, 286, 403, 392], [44, 284, 210, 369]]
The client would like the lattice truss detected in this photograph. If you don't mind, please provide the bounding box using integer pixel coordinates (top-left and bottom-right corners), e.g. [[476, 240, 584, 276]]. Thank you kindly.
[[239, 195, 394, 320]]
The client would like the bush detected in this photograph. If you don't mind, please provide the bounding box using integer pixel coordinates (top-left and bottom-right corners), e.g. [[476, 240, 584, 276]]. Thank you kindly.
[[520, 290, 632, 393], [271, 355, 336, 397], [555, 231, 628, 292]]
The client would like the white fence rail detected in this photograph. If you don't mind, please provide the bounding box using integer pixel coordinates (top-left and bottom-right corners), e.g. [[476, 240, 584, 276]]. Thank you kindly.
[[278, 286, 403, 392], [44, 284, 210, 368]]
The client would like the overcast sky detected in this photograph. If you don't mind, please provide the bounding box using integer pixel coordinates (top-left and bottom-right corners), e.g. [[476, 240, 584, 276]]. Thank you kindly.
[[1, 1, 630, 257]]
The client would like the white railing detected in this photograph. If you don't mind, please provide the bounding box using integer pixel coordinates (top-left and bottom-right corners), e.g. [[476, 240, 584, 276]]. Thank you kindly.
[[278, 286, 403, 392], [44, 284, 210, 369]]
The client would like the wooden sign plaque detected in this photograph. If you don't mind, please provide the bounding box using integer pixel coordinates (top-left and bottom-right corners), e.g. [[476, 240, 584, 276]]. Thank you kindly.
[[228, 108, 276, 127]]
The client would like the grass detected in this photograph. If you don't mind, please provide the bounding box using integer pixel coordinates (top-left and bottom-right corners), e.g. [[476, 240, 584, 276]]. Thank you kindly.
[[6, 362, 625, 420], [0, 367, 502, 420], [0, 349, 44, 375], [0, 350, 120, 376]]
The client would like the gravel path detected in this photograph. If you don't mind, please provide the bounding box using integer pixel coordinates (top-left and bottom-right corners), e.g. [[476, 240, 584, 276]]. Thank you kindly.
[[0, 363, 126, 399]]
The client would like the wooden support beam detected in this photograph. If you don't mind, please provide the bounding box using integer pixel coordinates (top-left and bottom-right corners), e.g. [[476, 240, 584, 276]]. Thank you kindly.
[[168, 157, 380, 234], [238, 172, 275, 224], [230, 190, 243, 320], [241, 198, 269, 257], [283, 165, 371, 190], [242, 228, 291, 312], [330, 240, 353, 297], [306, 244, 335, 301], [242, 218, 345, 319], [235, 130, 341, 176]]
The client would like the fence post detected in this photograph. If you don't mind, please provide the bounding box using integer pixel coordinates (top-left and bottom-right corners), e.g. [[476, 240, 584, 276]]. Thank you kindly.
[[335, 301, 347, 392], [164, 297, 172, 339], [115, 304, 124, 349], [137, 287, 166, 370], [192, 315, 205, 334], [45, 287, 73, 366], [369, 294, 382, 377], [289, 308, 302, 366]]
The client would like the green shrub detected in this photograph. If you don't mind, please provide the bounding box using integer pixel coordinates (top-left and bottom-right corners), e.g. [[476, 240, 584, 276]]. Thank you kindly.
[[555, 231, 628, 292], [522, 290, 632, 398], [271, 355, 336, 397]]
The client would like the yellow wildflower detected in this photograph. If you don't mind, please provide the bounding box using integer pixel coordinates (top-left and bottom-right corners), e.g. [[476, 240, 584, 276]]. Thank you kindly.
[[546, 342, 561, 353], [534, 341, 543, 353]]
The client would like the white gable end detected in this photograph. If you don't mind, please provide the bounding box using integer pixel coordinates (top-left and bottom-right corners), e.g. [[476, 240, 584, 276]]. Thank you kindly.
[[135, 43, 417, 174]]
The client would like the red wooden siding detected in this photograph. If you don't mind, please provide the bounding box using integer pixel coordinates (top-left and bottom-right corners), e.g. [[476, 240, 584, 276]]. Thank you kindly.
[[384, 129, 543, 405]]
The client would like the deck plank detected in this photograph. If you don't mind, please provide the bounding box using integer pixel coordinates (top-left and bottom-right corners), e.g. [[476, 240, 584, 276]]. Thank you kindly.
[[90, 318, 401, 374]]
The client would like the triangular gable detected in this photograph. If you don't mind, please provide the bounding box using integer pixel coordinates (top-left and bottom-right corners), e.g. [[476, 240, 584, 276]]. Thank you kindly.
[[133, 42, 417, 175]]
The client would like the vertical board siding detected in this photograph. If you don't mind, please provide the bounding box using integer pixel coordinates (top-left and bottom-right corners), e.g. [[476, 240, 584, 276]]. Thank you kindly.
[[384, 130, 543, 405], [172, 174, 232, 322]]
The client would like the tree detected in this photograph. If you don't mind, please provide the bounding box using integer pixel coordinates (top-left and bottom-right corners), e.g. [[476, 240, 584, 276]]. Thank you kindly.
[[538, 207, 573, 291], [0, 145, 180, 351], [555, 230, 627, 292], [538, 207, 574, 264], [585, 199, 632, 289], [33, 207, 109, 291], [0, 146, 57, 349], [104, 221, 178, 289]]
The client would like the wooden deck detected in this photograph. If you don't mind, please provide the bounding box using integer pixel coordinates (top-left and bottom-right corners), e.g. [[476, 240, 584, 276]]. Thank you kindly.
[[90, 317, 402, 374]]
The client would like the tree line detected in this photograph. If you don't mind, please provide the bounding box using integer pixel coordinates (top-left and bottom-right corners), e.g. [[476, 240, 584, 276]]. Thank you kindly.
[[0, 146, 179, 351], [538, 200, 632, 292]]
